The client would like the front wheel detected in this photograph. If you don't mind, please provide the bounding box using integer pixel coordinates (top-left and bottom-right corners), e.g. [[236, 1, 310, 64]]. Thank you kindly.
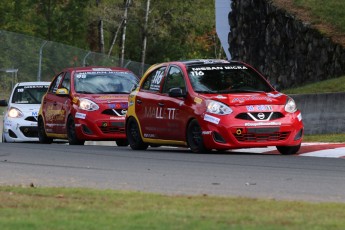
[[2, 133, 7, 143], [67, 116, 85, 145], [126, 117, 148, 150], [276, 144, 301, 155], [187, 119, 209, 153], [38, 117, 53, 144]]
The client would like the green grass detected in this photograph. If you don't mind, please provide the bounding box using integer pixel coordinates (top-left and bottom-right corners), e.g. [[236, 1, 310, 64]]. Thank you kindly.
[[293, 0, 345, 33], [304, 133, 345, 143], [283, 75, 345, 94], [1, 186, 345, 230]]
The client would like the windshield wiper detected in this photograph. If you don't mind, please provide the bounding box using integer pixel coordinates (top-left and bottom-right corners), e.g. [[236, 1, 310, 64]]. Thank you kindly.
[[98, 91, 130, 94]]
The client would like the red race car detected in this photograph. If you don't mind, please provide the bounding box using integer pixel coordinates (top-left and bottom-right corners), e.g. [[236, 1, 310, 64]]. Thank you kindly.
[[38, 67, 139, 146], [126, 59, 303, 154]]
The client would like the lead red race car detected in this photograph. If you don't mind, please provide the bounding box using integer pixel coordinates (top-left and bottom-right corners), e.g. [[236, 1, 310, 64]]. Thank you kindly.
[[38, 67, 139, 146], [126, 59, 303, 154]]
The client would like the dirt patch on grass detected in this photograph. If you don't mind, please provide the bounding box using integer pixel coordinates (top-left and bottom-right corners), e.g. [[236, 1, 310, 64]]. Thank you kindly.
[[271, 0, 345, 47]]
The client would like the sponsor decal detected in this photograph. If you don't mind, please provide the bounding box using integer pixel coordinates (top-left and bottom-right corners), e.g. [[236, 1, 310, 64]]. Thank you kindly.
[[246, 105, 273, 111], [144, 133, 155, 138], [202, 131, 212, 135], [150, 70, 164, 91], [244, 122, 281, 127], [267, 93, 283, 98], [191, 66, 247, 71], [108, 103, 127, 109], [215, 95, 227, 99], [204, 114, 220, 125], [194, 97, 203, 104], [297, 113, 302, 121], [144, 107, 178, 120], [31, 111, 38, 116], [110, 117, 124, 120], [232, 96, 273, 103], [75, 112, 86, 119]]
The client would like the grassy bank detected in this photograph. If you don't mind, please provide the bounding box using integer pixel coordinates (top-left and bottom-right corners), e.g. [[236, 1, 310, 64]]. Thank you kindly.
[[1, 186, 345, 230]]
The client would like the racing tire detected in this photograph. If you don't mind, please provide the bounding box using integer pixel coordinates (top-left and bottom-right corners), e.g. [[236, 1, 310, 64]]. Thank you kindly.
[[116, 139, 129, 147], [67, 116, 85, 145], [2, 133, 7, 143], [276, 144, 301, 155], [38, 117, 53, 144], [187, 119, 209, 153], [126, 117, 148, 150]]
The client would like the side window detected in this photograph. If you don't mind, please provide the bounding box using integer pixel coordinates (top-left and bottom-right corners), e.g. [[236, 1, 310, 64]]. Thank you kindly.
[[60, 72, 71, 92], [141, 67, 166, 92], [163, 66, 186, 94], [48, 73, 64, 93]]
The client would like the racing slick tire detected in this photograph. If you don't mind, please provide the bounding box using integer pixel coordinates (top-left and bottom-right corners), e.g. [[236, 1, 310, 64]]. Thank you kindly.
[[276, 144, 301, 155], [38, 117, 53, 144], [187, 119, 209, 153], [67, 116, 85, 145], [115, 139, 129, 147], [126, 117, 148, 150]]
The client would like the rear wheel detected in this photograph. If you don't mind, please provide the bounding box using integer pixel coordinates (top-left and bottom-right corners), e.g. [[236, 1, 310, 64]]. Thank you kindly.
[[187, 119, 209, 153], [38, 117, 53, 144], [126, 117, 148, 150], [116, 139, 129, 147], [276, 144, 301, 155], [67, 116, 85, 145]]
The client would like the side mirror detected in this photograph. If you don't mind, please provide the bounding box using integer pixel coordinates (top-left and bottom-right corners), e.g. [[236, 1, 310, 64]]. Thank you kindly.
[[0, 99, 8, 106], [168, 87, 186, 98], [56, 88, 69, 96]]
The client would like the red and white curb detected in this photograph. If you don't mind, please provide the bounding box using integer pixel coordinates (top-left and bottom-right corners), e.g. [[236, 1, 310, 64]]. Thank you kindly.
[[235, 143, 345, 158]]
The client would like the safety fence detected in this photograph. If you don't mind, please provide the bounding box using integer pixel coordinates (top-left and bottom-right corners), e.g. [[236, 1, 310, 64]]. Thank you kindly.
[[0, 30, 150, 99]]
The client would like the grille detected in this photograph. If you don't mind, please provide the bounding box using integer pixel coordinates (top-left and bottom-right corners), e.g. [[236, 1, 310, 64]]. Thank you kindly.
[[99, 122, 125, 134], [102, 109, 127, 116], [234, 131, 290, 142], [235, 112, 284, 121], [19, 126, 38, 138], [25, 116, 38, 122]]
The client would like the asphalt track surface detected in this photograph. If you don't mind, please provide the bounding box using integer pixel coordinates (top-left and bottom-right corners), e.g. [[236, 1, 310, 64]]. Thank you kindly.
[[1, 141, 345, 203]]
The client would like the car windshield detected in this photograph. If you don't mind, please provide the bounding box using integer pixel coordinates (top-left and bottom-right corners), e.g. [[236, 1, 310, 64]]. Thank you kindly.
[[187, 64, 273, 94], [11, 85, 49, 104], [74, 71, 139, 94]]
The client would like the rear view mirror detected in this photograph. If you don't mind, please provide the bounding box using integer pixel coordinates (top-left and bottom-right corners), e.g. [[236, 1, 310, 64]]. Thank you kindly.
[[56, 88, 69, 96]]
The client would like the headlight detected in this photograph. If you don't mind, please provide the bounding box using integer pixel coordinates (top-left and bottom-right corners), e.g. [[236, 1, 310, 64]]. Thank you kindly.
[[79, 98, 99, 111], [8, 107, 24, 118], [285, 97, 297, 113], [206, 100, 232, 115]]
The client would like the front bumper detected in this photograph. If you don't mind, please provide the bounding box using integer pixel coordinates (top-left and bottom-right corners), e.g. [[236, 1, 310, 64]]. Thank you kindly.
[[3, 117, 39, 142], [74, 111, 126, 141], [200, 112, 304, 150]]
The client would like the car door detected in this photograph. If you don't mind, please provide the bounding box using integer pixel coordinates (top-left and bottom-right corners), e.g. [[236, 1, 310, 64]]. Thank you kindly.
[[54, 72, 72, 134], [135, 66, 167, 139], [159, 65, 189, 141], [43, 72, 68, 134]]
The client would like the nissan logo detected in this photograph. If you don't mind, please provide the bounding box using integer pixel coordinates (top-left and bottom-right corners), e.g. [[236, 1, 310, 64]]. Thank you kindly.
[[257, 113, 265, 120], [121, 109, 127, 115]]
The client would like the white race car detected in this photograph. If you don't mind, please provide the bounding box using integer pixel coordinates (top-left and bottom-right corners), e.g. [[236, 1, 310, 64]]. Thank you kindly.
[[1, 82, 50, 142]]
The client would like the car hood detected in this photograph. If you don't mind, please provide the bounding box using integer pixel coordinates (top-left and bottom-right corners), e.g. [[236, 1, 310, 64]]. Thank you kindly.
[[204, 92, 288, 106], [76, 94, 129, 104]]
